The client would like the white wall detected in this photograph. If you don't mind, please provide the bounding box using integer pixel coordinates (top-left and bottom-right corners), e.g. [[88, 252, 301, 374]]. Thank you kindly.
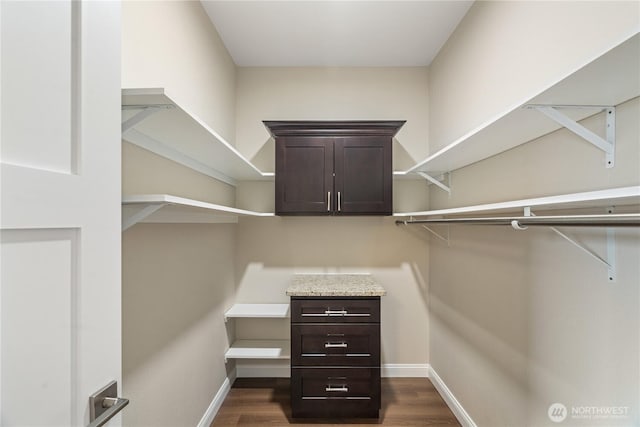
[[122, 223, 236, 427], [427, 2, 640, 425], [122, 0, 237, 142], [429, 0, 640, 152], [121, 2, 238, 426], [120, 2, 640, 426], [429, 98, 640, 427], [121, 5, 434, 423], [235, 67, 430, 172], [233, 67, 432, 375], [234, 216, 431, 375]]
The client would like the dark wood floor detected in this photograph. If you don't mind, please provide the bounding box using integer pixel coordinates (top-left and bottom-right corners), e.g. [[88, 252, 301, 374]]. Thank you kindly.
[[210, 377, 461, 426]]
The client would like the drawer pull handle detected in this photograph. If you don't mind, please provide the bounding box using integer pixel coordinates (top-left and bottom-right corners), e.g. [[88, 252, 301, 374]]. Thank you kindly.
[[325, 385, 348, 392], [325, 342, 348, 348], [300, 312, 370, 317]]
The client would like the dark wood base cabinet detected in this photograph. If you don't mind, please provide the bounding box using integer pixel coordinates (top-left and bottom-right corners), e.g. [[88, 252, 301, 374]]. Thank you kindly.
[[290, 297, 381, 418], [291, 367, 381, 418]]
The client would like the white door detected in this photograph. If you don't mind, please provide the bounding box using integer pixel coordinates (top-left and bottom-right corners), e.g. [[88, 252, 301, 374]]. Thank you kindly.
[[1, 1, 122, 426]]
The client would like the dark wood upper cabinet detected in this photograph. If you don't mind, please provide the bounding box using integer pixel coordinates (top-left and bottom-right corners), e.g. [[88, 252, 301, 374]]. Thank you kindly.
[[266, 121, 405, 216]]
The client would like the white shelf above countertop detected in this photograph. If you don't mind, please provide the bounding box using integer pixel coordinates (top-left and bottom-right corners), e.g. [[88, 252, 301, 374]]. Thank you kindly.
[[395, 32, 640, 177], [224, 304, 290, 321], [122, 88, 273, 186], [122, 194, 274, 231], [225, 340, 291, 362], [394, 186, 640, 218]]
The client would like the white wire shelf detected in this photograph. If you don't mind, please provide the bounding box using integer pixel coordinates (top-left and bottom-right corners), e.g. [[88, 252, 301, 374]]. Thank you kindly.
[[122, 194, 274, 231], [224, 304, 290, 321], [224, 340, 291, 362], [393, 186, 640, 218], [395, 32, 639, 177], [122, 88, 273, 186]]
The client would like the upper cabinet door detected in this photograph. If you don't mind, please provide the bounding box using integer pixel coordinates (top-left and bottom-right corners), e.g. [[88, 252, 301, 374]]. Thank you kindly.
[[276, 136, 334, 215], [334, 137, 392, 215]]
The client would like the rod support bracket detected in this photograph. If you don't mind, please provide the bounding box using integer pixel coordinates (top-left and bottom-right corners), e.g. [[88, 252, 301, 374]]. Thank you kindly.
[[511, 220, 528, 230], [606, 207, 616, 283], [527, 207, 616, 282]]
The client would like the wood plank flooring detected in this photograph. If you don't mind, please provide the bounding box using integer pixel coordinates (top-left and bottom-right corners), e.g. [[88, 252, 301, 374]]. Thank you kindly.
[[210, 378, 461, 426]]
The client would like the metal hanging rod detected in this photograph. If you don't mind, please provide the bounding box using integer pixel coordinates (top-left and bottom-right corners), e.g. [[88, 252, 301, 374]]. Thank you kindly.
[[395, 213, 640, 228]]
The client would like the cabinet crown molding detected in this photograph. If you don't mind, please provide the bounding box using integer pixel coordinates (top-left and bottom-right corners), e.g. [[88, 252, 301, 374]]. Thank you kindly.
[[263, 120, 405, 138]]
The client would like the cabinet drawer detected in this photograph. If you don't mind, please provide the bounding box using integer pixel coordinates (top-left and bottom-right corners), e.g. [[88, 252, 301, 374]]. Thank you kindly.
[[291, 298, 380, 323], [292, 324, 380, 366], [291, 367, 380, 418]]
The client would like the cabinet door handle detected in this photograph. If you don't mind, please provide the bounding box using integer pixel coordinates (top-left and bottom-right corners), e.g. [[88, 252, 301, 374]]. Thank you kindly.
[[325, 342, 348, 348], [338, 191, 341, 211], [325, 385, 348, 392], [327, 191, 331, 211]]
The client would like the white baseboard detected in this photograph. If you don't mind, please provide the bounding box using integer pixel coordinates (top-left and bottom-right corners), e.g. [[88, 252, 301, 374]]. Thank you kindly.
[[196, 371, 236, 427], [234, 363, 430, 378], [201, 364, 475, 427], [381, 363, 429, 377], [428, 366, 477, 427]]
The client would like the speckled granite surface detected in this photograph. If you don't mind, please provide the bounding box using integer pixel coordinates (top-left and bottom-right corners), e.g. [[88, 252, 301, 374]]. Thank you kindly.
[[286, 274, 386, 297]]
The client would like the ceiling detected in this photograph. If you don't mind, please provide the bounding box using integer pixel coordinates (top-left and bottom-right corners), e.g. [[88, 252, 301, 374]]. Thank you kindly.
[[201, 1, 474, 67]]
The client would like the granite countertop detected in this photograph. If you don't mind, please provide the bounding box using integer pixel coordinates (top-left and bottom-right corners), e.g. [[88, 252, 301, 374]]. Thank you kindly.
[[286, 274, 386, 297]]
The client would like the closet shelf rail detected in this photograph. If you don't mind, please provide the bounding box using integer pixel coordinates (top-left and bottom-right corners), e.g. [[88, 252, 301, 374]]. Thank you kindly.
[[395, 213, 640, 228]]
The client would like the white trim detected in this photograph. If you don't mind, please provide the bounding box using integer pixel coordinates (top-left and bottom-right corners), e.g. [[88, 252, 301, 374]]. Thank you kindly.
[[234, 363, 430, 378], [428, 366, 477, 427], [196, 375, 233, 427], [200, 365, 476, 427], [382, 363, 429, 378]]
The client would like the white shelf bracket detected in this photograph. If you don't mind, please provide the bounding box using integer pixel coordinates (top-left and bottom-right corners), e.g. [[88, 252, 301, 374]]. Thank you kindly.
[[519, 207, 616, 282], [417, 172, 451, 194], [121, 105, 173, 134], [122, 203, 166, 231], [421, 225, 450, 245], [526, 105, 615, 168]]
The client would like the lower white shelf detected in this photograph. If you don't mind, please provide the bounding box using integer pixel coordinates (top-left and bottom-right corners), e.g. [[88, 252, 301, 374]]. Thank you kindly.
[[224, 303, 290, 321], [225, 340, 291, 362]]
